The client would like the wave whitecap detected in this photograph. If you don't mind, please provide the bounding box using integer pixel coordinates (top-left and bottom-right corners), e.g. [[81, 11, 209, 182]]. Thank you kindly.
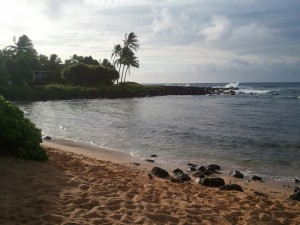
[[224, 81, 239, 88]]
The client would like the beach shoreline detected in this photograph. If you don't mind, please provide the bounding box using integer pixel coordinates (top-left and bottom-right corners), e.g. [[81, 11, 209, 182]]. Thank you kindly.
[[0, 140, 299, 224], [42, 139, 298, 197]]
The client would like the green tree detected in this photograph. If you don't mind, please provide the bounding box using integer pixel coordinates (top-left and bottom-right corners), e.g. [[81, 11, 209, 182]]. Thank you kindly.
[[123, 32, 140, 52], [62, 63, 119, 85], [38, 54, 49, 70], [123, 53, 139, 83], [0, 96, 47, 161], [101, 58, 115, 70], [7, 35, 39, 70], [111, 44, 122, 65], [113, 32, 140, 85]]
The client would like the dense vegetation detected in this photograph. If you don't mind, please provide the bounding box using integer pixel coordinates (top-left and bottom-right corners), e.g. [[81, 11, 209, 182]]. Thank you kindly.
[[0, 33, 140, 87], [0, 96, 47, 161], [0, 83, 160, 101]]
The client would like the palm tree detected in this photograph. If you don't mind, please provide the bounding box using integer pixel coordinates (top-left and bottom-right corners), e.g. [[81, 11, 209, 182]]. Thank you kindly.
[[123, 32, 140, 52], [6, 35, 39, 70], [118, 46, 133, 84], [111, 44, 122, 65], [113, 32, 140, 85], [49, 54, 61, 70], [123, 54, 139, 83], [8, 35, 37, 57]]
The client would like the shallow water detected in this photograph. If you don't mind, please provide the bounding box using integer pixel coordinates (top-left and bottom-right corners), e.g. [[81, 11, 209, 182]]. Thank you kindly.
[[17, 82, 300, 182]]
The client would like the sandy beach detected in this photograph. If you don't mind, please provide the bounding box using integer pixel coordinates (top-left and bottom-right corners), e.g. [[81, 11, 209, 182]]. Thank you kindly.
[[0, 140, 299, 225]]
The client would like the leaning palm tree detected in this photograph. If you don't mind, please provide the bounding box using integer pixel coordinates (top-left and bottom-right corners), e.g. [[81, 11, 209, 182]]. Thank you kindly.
[[123, 32, 140, 52], [111, 44, 122, 65], [123, 54, 139, 83], [118, 46, 134, 84]]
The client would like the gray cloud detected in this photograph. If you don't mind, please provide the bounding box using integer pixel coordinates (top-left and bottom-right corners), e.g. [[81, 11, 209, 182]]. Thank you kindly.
[[1, 0, 299, 82]]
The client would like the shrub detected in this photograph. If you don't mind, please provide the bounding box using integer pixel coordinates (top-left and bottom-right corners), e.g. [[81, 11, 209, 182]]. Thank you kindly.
[[0, 96, 47, 161], [62, 63, 119, 86]]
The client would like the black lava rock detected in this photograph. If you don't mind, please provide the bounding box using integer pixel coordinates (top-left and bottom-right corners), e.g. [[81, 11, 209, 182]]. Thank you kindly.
[[200, 178, 225, 187], [289, 189, 300, 201], [207, 164, 221, 172], [197, 166, 206, 172], [176, 172, 191, 182], [151, 167, 169, 178], [193, 171, 205, 178], [229, 170, 244, 179], [172, 168, 184, 174], [251, 175, 262, 181], [42, 135, 52, 140], [144, 159, 155, 163]]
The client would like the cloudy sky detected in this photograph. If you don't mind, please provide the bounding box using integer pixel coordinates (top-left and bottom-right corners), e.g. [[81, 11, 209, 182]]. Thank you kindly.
[[1, 0, 300, 83]]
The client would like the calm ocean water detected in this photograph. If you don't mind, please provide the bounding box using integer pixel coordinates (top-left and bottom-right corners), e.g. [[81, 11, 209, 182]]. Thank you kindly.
[[16, 82, 300, 182]]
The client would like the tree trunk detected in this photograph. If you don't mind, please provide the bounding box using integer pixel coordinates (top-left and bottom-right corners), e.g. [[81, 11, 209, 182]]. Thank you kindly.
[[117, 64, 122, 85], [123, 66, 129, 83], [120, 64, 125, 84]]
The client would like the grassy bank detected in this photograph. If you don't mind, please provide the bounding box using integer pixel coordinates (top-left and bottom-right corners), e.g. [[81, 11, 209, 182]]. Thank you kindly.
[[0, 83, 160, 101]]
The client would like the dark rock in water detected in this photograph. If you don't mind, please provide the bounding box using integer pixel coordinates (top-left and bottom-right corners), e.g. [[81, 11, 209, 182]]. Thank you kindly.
[[187, 163, 197, 167], [42, 135, 52, 140], [193, 171, 205, 178], [197, 166, 206, 172], [295, 178, 300, 184], [172, 168, 183, 174], [219, 184, 244, 192], [131, 162, 140, 166], [187, 163, 197, 171], [176, 172, 191, 182], [151, 167, 169, 178], [150, 154, 158, 157], [229, 170, 244, 179], [144, 159, 155, 163], [289, 189, 300, 201], [251, 175, 262, 181], [207, 164, 221, 171], [294, 187, 300, 193], [201, 178, 225, 187]]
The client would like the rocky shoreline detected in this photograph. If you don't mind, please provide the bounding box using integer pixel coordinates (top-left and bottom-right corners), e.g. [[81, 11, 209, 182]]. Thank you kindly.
[[147, 86, 238, 97], [3, 85, 238, 101]]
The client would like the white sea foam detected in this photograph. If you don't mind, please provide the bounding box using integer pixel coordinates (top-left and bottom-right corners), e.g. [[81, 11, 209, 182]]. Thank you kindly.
[[224, 81, 239, 88], [238, 88, 271, 95]]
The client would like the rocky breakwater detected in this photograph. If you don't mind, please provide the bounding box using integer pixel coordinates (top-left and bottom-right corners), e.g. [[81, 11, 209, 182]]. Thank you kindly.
[[147, 86, 238, 97]]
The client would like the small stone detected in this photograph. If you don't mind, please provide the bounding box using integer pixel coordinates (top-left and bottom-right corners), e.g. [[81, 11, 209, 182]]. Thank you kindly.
[[295, 178, 300, 183], [42, 135, 52, 140], [251, 175, 262, 181], [229, 170, 244, 179], [150, 154, 157, 157], [144, 159, 155, 163]]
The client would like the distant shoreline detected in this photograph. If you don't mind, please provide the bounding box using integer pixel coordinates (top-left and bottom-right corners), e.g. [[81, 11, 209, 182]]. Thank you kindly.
[[1, 83, 238, 101]]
